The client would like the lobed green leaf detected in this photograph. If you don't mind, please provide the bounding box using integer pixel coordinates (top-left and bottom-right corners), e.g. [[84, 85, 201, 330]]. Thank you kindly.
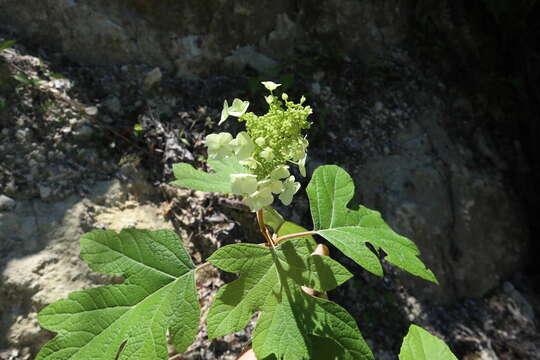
[[307, 165, 437, 283], [207, 223, 370, 360], [171, 156, 246, 193], [36, 229, 200, 360]]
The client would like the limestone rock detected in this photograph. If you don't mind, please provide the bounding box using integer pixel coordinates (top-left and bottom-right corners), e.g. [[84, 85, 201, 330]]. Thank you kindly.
[[0, 179, 174, 354], [349, 105, 528, 301], [0, 195, 15, 211], [0, 0, 411, 76]]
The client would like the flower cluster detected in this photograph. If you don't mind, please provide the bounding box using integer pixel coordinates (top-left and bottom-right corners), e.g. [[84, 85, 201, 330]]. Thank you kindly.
[[205, 81, 312, 211]]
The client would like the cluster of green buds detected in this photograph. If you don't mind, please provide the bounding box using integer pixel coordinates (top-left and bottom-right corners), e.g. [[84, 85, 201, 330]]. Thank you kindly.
[[205, 81, 312, 212]]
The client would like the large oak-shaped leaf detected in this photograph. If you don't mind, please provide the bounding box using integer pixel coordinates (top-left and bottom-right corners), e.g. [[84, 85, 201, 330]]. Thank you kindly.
[[36, 229, 199, 360], [307, 165, 437, 283], [207, 225, 373, 360], [172, 156, 246, 193]]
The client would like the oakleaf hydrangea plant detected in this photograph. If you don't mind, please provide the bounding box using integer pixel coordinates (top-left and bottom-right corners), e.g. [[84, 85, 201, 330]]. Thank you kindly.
[[36, 82, 457, 360]]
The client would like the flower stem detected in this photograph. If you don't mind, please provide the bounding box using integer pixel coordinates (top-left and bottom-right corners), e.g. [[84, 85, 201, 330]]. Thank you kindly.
[[274, 230, 318, 244], [256, 209, 274, 247]]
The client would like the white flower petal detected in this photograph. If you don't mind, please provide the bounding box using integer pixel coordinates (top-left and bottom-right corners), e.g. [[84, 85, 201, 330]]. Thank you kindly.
[[228, 98, 249, 117], [279, 176, 300, 205], [260, 148, 274, 161], [270, 165, 290, 180], [206, 132, 233, 159], [231, 131, 255, 160], [244, 187, 274, 212], [261, 81, 281, 92], [258, 179, 283, 194], [219, 100, 229, 125], [298, 153, 307, 177], [230, 173, 258, 195], [265, 95, 274, 104]]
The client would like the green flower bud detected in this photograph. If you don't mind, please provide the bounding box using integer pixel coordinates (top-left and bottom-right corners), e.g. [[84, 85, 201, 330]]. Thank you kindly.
[[255, 137, 266, 147]]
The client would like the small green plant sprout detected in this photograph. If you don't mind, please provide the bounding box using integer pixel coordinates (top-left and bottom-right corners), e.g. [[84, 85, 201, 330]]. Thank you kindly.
[[36, 82, 457, 360], [133, 123, 144, 136], [13, 73, 45, 88], [0, 39, 15, 51], [0, 98, 6, 113]]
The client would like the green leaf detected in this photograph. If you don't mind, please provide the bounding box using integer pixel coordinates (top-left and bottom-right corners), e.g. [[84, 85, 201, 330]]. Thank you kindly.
[[36, 229, 200, 360], [171, 156, 246, 193], [306, 165, 437, 283], [253, 289, 371, 360], [13, 73, 30, 83], [207, 232, 371, 360], [0, 40, 15, 51], [399, 325, 458, 360]]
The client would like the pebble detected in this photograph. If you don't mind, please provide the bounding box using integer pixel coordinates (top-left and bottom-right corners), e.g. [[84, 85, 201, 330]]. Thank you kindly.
[[143, 67, 162, 90], [0, 194, 16, 211], [104, 96, 122, 114], [72, 124, 95, 141], [38, 184, 52, 200], [15, 129, 28, 141], [84, 106, 98, 116]]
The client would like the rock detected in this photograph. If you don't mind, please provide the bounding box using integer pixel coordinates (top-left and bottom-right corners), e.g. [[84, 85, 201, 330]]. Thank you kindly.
[[103, 96, 122, 114], [0, 194, 16, 211], [71, 123, 95, 142], [0, 178, 173, 355], [38, 184, 52, 200], [224, 46, 278, 73], [84, 106, 98, 116], [350, 108, 528, 301], [143, 67, 162, 90], [463, 348, 499, 360], [0, 1, 411, 75], [503, 282, 535, 325]]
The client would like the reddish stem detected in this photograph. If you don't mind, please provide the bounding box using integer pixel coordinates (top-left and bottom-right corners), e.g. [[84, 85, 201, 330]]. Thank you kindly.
[[274, 230, 318, 244], [256, 209, 274, 247]]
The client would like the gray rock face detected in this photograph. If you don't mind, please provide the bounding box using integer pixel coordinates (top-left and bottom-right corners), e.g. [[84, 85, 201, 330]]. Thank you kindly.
[[0, 195, 15, 211], [349, 102, 528, 300], [0, 0, 410, 76], [0, 179, 175, 356]]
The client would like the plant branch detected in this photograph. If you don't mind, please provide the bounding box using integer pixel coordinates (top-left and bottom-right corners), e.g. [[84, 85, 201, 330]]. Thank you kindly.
[[274, 230, 318, 244]]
